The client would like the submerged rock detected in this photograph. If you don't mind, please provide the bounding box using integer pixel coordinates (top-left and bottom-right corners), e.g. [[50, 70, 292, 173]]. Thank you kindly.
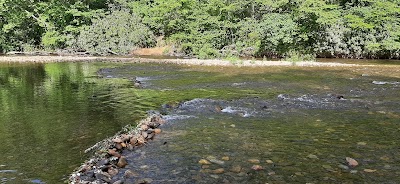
[[199, 159, 212, 165], [307, 154, 319, 159], [248, 159, 260, 164], [230, 165, 242, 173], [364, 169, 377, 173], [221, 156, 230, 161], [206, 156, 225, 165], [266, 160, 274, 164], [251, 165, 263, 171], [124, 170, 139, 178], [346, 157, 359, 167], [212, 168, 225, 174]]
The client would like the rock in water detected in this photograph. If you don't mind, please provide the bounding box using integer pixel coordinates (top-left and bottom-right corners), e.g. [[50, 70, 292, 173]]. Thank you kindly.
[[212, 168, 225, 174], [108, 167, 119, 177], [222, 156, 230, 161], [307, 154, 319, 159], [230, 165, 242, 173], [112, 138, 123, 143], [248, 159, 260, 164], [206, 156, 225, 165], [266, 160, 274, 164], [364, 169, 377, 173], [108, 149, 121, 158], [198, 159, 212, 165], [251, 165, 263, 171], [346, 157, 359, 167], [117, 157, 128, 168], [154, 128, 162, 134]]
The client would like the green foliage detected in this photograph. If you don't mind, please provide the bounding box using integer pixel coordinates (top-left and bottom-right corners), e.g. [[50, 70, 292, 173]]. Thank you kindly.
[[0, 0, 399, 59], [76, 8, 155, 55]]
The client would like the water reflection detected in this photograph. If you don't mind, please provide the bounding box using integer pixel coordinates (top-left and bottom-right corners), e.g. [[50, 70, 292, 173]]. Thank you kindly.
[[0, 63, 152, 183]]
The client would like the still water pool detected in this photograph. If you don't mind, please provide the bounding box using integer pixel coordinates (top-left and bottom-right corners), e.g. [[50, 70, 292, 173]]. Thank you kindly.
[[1, 60, 399, 183]]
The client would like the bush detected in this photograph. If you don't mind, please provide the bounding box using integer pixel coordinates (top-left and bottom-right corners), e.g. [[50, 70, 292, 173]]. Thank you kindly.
[[76, 8, 155, 55]]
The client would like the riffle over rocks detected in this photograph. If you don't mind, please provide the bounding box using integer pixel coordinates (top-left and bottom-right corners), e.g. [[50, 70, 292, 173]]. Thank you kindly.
[[69, 113, 166, 184]]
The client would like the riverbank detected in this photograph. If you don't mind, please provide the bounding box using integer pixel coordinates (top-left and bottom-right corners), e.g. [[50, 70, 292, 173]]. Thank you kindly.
[[0, 55, 362, 67]]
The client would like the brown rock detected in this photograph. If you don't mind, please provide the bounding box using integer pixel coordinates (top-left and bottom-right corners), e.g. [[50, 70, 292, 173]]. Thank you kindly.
[[112, 138, 123, 143], [141, 124, 149, 131], [115, 143, 123, 150], [154, 128, 162, 134], [121, 142, 127, 148], [222, 156, 230, 161], [121, 134, 131, 142], [137, 135, 146, 144], [251, 165, 263, 171], [364, 169, 377, 173], [266, 160, 274, 164], [199, 159, 212, 165], [248, 159, 260, 164], [130, 137, 138, 145], [108, 149, 121, 158], [212, 168, 225, 174], [117, 157, 128, 168], [230, 165, 242, 173]]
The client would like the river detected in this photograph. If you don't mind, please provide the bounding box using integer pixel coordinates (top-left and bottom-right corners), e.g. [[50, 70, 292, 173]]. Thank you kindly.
[[0, 59, 399, 183]]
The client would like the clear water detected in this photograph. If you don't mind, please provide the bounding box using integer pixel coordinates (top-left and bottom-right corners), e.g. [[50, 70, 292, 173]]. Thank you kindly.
[[1, 60, 400, 183]]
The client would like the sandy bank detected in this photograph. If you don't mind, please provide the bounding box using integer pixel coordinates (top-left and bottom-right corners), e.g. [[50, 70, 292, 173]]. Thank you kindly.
[[0, 55, 361, 67]]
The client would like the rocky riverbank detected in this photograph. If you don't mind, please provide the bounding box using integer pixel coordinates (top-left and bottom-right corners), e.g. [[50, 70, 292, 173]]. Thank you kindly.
[[69, 113, 166, 184], [0, 55, 362, 67]]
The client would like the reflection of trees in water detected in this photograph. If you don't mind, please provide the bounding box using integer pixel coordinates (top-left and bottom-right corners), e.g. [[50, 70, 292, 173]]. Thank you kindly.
[[0, 63, 141, 183]]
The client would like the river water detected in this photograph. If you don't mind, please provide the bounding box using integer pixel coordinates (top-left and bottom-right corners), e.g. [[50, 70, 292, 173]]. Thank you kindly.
[[0, 60, 399, 183]]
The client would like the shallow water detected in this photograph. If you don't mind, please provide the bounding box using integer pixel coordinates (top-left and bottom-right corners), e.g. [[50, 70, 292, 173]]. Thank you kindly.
[[102, 62, 400, 183], [1, 60, 400, 183]]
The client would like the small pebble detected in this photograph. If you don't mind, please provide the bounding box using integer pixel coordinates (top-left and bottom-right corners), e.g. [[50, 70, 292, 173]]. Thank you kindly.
[[221, 156, 230, 161]]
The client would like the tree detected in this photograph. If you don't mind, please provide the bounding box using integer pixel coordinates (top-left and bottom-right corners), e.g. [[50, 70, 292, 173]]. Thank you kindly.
[[76, 8, 155, 55]]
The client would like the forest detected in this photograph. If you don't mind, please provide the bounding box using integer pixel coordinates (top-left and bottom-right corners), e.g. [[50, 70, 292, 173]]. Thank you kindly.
[[0, 0, 399, 59]]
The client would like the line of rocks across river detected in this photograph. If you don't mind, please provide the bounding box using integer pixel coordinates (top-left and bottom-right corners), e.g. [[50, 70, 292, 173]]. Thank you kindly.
[[69, 113, 165, 184]]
